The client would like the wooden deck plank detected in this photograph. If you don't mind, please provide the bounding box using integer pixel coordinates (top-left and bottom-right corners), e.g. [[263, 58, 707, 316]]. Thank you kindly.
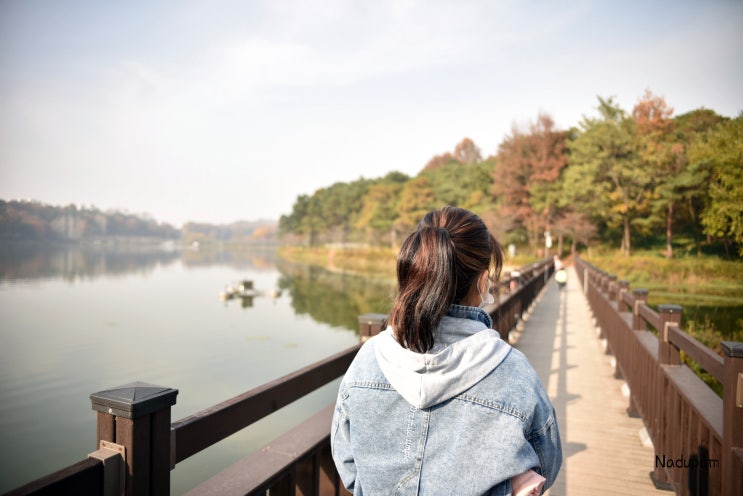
[[512, 266, 669, 496]]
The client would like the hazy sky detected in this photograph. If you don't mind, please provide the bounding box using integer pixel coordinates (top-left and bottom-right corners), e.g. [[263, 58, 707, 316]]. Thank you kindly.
[[1, 0, 741, 227]]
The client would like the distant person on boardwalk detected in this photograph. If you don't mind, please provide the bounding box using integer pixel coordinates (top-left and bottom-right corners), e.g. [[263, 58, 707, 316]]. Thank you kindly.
[[331, 206, 562, 495], [553, 255, 563, 271], [554, 255, 567, 290]]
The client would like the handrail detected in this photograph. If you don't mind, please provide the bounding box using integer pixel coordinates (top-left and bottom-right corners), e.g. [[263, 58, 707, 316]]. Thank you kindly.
[[638, 303, 662, 331], [172, 343, 361, 464], [575, 256, 743, 496], [668, 325, 725, 381], [489, 258, 555, 340]]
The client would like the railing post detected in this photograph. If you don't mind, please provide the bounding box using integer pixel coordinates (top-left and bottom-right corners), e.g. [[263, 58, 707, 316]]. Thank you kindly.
[[631, 289, 648, 331], [721, 341, 743, 496], [651, 305, 683, 489], [600, 272, 609, 294], [658, 304, 682, 367], [596, 271, 605, 293], [358, 313, 387, 342], [512, 270, 522, 292], [90, 382, 178, 496], [617, 280, 630, 311], [607, 275, 618, 301]]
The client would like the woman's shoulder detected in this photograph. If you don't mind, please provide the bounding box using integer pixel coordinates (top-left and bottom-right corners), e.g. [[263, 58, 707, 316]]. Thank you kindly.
[[341, 333, 387, 382], [504, 348, 551, 399], [498, 346, 543, 385], [465, 346, 549, 410]]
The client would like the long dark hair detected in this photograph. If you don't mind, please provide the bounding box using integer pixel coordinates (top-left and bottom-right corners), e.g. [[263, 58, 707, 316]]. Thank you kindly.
[[389, 206, 503, 353]]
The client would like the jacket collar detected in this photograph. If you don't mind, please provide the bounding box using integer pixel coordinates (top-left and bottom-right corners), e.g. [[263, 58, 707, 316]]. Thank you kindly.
[[446, 303, 493, 329]]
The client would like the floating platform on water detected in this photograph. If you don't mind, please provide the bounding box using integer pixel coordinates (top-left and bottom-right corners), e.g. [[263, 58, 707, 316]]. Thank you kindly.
[[219, 280, 281, 300]]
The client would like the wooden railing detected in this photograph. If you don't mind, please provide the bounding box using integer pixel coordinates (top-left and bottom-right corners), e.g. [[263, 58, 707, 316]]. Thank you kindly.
[[491, 259, 555, 340], [5, 260, 554, 496], [574, 257, 743, 496]]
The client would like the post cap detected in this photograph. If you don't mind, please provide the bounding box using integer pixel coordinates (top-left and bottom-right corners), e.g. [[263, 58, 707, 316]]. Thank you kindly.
[[658, 304, 683, 314], [632, 288, 649, 296], [721, 341, 743, 358], [91, 382, 178, 419], [358, 313, 388, 324]]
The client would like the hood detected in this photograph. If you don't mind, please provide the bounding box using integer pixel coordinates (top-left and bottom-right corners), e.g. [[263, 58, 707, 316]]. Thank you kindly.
[[374, 313, 511, 409]]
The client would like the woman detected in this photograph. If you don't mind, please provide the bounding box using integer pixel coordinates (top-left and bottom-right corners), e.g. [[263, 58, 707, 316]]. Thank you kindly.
[[331, 206, 561, 495]]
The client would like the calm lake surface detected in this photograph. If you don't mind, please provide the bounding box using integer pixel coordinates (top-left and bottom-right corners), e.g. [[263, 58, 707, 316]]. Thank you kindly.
[[0, 243, 394, 494]]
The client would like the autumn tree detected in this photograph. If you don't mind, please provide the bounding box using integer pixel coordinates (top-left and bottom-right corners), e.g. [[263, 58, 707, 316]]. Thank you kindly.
[[421, 137, 482, 172], [479, 205, 520, 248], [453, 137, 482, 165], [632, 89, 683, 258], [553, 211, 598, 255], [493, 113, 567, 256], [422, 152, 458, 171]]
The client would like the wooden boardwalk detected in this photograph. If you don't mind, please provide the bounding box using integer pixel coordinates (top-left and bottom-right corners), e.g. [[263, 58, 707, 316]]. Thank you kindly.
[[512, 265, 669, 496]]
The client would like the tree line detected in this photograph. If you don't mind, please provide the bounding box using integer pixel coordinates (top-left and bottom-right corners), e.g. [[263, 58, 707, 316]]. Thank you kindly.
[[0, 200, 180, 242], [0, 200, 280, 245], [279, 91, 742, 258]]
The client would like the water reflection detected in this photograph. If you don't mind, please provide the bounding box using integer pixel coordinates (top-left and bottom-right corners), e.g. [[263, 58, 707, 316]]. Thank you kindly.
[[212, 258, 395, 329], [0, 243, 283, 282], [0, 242, 395, 334], [277, 260, 394, 332], [181, 246, 279, 270], [0, 243, 385, 494], [0, 243, 394, 327], [0, 242, 180, 281]]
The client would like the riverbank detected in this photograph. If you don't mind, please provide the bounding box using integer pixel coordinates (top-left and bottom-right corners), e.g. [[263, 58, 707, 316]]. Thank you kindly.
[[584, 253, 743, 332], [585, 252, 743, 339], [278, 245, 398, 280]]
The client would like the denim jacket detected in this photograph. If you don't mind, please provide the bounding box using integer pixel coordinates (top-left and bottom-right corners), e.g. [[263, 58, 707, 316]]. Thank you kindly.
[[331, 305, 562, 495]]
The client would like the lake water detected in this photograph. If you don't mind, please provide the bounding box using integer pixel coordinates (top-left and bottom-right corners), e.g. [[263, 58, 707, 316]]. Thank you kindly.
[[0, 243, 394, 494]]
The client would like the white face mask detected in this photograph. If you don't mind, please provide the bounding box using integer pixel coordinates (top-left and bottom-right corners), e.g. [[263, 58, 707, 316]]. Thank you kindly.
[[479, 277, 495, 307]]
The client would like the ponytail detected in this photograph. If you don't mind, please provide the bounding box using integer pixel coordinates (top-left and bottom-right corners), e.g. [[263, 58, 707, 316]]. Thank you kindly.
[[390, 226, 456, 352], [389, 206, 503, 353]]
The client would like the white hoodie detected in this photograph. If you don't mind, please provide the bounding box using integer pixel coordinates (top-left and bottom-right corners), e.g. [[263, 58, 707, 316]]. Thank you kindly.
[[373, 314, 512, 409]]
